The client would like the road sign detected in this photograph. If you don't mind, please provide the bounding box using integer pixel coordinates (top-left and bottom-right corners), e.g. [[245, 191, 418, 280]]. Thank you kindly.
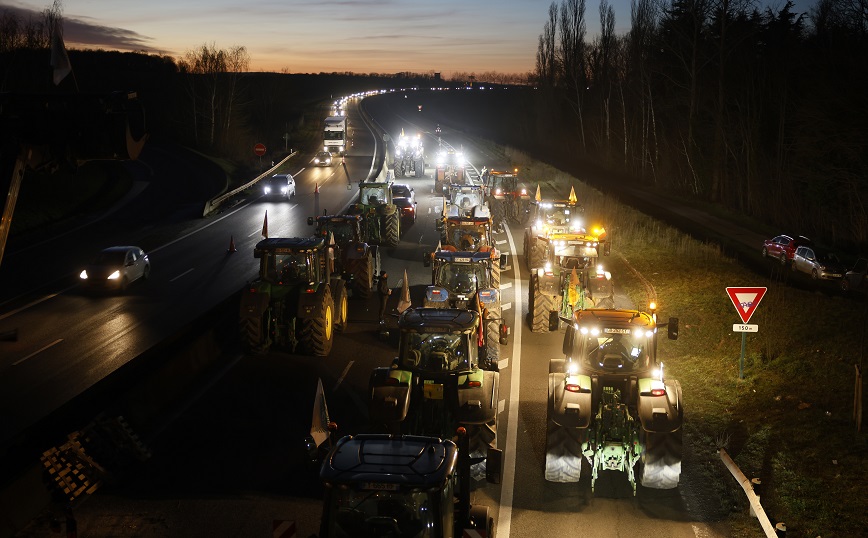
[[733, 324, 759, 333], [726, 287, 767, 324], [254, 143, 266, 156]]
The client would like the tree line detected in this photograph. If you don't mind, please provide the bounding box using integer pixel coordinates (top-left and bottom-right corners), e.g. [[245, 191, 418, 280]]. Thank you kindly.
[[533, 0, 868, 250]]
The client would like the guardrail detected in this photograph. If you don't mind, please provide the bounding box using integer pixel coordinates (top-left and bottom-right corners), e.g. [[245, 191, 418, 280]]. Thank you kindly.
[[202, 151, 298, 216], [358, 98, 390, 182], [719, 448, 787, 537]]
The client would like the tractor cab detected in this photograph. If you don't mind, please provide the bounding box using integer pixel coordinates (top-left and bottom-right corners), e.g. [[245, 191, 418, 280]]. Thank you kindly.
[[254, 237, 328, 285]]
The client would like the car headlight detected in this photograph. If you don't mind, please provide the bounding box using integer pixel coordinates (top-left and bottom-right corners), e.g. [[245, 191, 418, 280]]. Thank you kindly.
[[108, 270, 121, 280], [264, 187, 271, 194], [314, 158, 320, 163], [79, 270, 88, 280]]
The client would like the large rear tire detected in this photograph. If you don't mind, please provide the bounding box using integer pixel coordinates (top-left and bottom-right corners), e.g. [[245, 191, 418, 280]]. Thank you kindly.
[[544, 391, 584, 482], [482, 304, 502, 370], [528, 237, 546, 271], [490, 261, 501, 290], [382, 209, 400, 247], [332, 282, 348, 332], [393, 161, 404, 179], [414, 158, 425, 178], [531, 275, 554, 332], [349, 256, 373, 299], [300, 287, 334, 357], [638, 428, 683, 489]]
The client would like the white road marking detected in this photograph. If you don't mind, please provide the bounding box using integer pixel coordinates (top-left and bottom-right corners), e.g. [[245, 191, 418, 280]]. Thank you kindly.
[[500, 282, 513, 289], [498, 399, 506, 414], [497, 223, 522, 538], [0, 289, 70, 321], [498, 358, 509, 371], [333, 360, 354, 391], [496, 240, 508, 245], [247, 228, 262, 237], [170, 268, 195, 282], [13, 338, 63, 365], [503, 265, 512, 272], [502, 302, 512, 311]]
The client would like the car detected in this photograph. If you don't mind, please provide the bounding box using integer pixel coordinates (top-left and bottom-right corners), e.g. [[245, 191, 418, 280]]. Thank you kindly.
[[313, 151, 332, 166], [394, 197, 416, 226], [391, 183, 415, 205], [80, 246, 150, 293], [762, 234, 813, 265], [841, 258, 867, 291], [791, 245, 846, 280], [262, 174, 295, 199]]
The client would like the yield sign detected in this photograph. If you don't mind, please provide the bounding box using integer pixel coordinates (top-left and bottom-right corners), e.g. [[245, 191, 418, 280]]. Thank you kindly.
[[726, 287, 767, 324]]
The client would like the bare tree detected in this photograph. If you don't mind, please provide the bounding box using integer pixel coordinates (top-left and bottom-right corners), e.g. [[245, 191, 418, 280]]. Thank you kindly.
[[559, 0, 588, 151]]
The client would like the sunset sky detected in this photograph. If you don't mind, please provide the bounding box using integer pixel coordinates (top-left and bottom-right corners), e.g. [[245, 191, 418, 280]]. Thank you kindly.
[[2, 0, 813, 76]]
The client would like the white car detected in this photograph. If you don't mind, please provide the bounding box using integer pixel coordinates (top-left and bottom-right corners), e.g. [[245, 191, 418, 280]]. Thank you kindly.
[[263, 174, 296, 199], [314, 151, 333, 166], [80, 246, 150, 293]]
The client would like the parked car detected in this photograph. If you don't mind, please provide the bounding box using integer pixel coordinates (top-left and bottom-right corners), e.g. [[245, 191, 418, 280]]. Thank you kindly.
[[841, 258, 868, 291], [80, 246, 150, 293], [263, 174, 295, 199], [791, 246, 846, 280], [314, 151, 333, 166], [391, 183, 416, 205], [762, 234, 813, 265], [394, 197, 417, 226]]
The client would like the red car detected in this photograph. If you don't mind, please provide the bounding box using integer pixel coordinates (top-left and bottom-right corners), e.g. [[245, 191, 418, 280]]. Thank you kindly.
[[762, 234, 813, 265]]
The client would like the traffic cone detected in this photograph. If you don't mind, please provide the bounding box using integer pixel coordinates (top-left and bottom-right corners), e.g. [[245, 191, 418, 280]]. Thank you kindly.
[[227, 235, 237, 253]]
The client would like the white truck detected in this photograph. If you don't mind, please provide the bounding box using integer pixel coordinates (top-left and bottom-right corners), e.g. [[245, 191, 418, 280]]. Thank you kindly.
[[323, 116, 347, 156]]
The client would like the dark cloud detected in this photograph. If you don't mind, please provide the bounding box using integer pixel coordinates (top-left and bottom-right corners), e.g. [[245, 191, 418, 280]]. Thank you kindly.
[[0, 4, 165, 53]]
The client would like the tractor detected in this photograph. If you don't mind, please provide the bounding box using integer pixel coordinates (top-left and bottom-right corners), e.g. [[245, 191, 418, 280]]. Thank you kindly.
[[239, 237, 347, 356], [545, 306, 682, 496], [346, 181, 401, 248], [393, 131, 425, 179], [483, 168, 531, 230], [434, 148, 465, 193], [308, 214, 381, 299], [368, 308, 501, 483]]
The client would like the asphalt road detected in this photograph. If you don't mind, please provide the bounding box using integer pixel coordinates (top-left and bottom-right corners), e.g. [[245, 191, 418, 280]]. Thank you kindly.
[[7, 93, 736, 538]]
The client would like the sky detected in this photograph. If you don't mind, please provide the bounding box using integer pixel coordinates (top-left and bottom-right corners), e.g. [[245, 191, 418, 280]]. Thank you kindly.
[[2, 0, 813, 76]]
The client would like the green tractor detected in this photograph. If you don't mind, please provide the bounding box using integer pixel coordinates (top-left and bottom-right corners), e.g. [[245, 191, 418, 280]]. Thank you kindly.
[[347, 181, 401, 248], [308, 214, 381, 299], [239, 237, 347, 356], [369, 308, 500, 483]]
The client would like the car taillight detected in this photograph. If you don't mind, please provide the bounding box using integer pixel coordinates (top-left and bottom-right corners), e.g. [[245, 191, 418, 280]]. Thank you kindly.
[[650, 388, 666, 396]]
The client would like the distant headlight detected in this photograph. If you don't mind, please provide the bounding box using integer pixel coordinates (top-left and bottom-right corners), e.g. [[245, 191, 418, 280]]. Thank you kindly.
[[107, 270, 121, 280], [80, 270, 88, 280], [264, 187, 271, 194], [314, 158, 320, 163]]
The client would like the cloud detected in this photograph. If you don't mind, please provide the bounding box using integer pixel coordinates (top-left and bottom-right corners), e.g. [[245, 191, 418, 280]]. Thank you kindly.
[[0, 4, 164, 53]]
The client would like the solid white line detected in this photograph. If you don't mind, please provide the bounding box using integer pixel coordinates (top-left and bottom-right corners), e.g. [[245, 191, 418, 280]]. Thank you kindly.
[[333, 360, 354, 391], [13, 338, 63, 365], [498, 223, 522, 538], [248, 228, 263, 237], [0, 288, 71, 322], [169, 268, 195, 282]]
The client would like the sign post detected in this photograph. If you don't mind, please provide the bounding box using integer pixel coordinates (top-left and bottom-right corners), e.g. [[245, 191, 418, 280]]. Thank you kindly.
[[726, 287, 767, 379]]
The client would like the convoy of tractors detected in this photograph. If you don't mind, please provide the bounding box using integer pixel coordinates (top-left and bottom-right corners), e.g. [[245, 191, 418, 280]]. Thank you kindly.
[[241, 118, 683, 537]]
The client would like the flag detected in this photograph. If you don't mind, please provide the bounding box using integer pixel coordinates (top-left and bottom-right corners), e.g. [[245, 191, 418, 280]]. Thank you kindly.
[[310, 378, 331, 448], [569, 186, 577, 203], [476, 293, 485, 348], [568, 267, 579, 307], [50, 20, 72, 86], [397, 269, 412, 313], [262, 210, 268, 238], [535, 184, 541, 202]]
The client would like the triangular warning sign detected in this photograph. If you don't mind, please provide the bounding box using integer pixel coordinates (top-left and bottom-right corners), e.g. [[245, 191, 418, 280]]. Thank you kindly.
[[726, 287, 767, 324]]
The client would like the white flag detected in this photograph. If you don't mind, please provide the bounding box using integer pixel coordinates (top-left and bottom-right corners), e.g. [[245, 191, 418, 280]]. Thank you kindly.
[[262, 210, 268, 238], [50, 20, 72, 86], [310, 378, 331, 448], [397, 269, 412, 313]]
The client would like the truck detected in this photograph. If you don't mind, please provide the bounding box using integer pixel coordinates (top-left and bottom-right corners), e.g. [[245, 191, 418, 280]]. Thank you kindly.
[[317, 432, 501, 538], [434, 149, 465, 193], [346, 181, 401, 248], [238, 237, 347, 356], [545, 305, 682, 495], [308, 214, 381, 299], [368, 308, 500, 482], [393, 131, 425, 178], [422, 249, 508, 369], [323, 116, 347, 156]]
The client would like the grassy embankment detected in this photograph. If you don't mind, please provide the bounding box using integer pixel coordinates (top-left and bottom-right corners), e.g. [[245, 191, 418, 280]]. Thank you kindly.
[[489, 140, 866, 538]]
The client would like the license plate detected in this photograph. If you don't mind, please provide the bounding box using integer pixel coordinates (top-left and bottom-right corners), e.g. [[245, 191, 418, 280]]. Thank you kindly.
[[423, 382, 444, 400]]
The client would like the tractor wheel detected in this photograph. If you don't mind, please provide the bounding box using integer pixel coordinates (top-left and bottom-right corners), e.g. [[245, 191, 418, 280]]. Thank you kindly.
[[489, 197, 505, 232], [332, 282, 348, 332], [349, 256, 373, 299], [490, 261, 501, 290], [300, 286, 334, 357], [528, 237, 546, 271], [466, 421, 497, 484], [638, 428, 683, 489], [393, 161, 404, 179], [414, 158, 425, 178], [531, 276, 554, 332], [544, 389, 584, 482], [382, 208, 400, 247], [518, 200, 531, 224], [240, 307, 269, 354]]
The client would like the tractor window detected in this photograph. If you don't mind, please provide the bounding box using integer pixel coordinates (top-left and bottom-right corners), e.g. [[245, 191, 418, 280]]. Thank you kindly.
[[362, 186, 388, 205], [576, 332, 652, 372], [321, 221, 355, 244], [322, 488, 436, 538], [436, 263, 488, 293], [266, 252, 311, 283], [403, 333, 470, 372]]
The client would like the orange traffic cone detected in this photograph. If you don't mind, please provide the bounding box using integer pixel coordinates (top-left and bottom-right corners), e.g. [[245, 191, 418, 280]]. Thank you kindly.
[[227, 235, 237, 253]]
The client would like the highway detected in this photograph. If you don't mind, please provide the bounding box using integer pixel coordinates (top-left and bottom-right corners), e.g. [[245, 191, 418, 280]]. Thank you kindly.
[[2, 92, 729, 537]]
